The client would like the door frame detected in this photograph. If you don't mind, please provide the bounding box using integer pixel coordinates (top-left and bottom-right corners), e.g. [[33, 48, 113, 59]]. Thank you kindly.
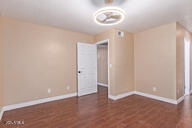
[[96, 39, 110, 97], [184, 38, 191, 95]]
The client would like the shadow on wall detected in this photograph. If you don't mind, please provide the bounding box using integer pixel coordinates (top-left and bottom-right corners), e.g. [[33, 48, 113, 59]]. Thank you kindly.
[[97, 44, 108, 85]]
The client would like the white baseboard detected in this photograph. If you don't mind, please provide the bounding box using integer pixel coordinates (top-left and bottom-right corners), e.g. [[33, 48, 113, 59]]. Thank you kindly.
[[3, 93, 77, 112], [109, 91, 135, 100], [177, 96, 184, 104], [0, 90, 186, 117], [135, 91, 177, 104], [109, 91, 184, 105], [0, 108, 4, 120], [98, 83, 108, 87], [78, 89, 97, 97]]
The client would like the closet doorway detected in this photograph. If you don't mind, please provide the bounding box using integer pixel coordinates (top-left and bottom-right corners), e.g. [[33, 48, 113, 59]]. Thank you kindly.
[[96, 40, 109, 96]]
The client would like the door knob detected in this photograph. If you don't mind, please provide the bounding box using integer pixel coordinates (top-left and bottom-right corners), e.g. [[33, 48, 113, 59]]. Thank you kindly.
[[78, 71, 82, 73]]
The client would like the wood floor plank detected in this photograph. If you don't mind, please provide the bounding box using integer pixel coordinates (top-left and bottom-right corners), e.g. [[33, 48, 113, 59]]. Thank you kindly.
[[0, 86, 192, 128]]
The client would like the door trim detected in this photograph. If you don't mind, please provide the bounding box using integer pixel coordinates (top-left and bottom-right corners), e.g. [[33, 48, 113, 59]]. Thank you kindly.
[[184, 38, 191, 95]]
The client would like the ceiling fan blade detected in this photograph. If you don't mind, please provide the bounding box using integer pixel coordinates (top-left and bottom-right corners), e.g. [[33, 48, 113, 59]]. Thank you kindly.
[[101, 14, 121, 22], [110, 15, 121, 19], [102, 17, 110, 22], [103, 12, 113, 17]]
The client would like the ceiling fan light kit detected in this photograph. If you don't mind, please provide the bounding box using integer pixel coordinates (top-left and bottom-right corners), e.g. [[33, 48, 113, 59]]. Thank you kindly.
[[94, 7, 126, 26]]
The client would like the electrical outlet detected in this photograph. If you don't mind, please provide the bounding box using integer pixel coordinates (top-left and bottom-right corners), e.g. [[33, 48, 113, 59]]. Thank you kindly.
[[153, 87, 157, 92], [66, 85, 70, 90], [109, 64, 112, 68], [48, 88, 51, 94]]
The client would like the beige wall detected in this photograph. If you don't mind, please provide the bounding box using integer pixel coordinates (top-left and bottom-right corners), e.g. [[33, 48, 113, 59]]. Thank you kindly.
[[134, 23, 177, 100], [0, 18, 135, 105], [1, 17, 94, 106], [97, 44, 108, 85], [95, 29, 135, 96], [176, 23, 192, 99], [1, 16, 191, 107]]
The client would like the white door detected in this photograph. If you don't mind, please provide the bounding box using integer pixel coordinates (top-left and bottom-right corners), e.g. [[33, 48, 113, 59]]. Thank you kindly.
[[77, 42, 97, 96], [184, 39, 191, 95]]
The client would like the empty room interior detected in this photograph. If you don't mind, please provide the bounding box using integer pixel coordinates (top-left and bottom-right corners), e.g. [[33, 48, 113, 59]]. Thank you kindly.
[[0, 0, 192, 127]]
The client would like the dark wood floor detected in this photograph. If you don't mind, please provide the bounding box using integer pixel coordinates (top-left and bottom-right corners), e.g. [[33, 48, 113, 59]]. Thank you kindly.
[[0, 86, 192, 128]]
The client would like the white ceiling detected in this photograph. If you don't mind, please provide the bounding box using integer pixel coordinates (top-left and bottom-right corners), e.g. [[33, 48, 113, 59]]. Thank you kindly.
[[0, 0, 192, 35]]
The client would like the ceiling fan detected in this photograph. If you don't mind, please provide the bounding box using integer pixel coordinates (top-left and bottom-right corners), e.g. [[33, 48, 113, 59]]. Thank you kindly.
[[94, 0, 126, 25]]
